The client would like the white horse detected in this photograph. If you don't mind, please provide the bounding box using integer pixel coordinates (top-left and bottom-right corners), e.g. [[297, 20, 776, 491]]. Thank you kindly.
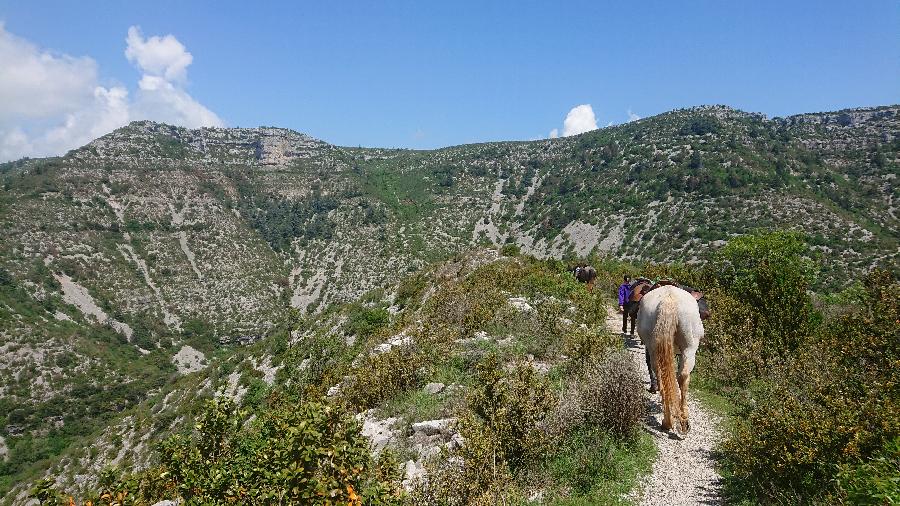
[[636, 285, 704, 434]]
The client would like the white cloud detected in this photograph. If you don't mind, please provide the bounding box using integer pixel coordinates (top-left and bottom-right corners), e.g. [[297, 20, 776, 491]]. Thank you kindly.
[[561, 104, 598, 137], [0, 24, 222, 162], [549, 128, 559, 139], [125, 26, 192, 82], [627, 109, 641, 122], [133, 75, 221, 128]]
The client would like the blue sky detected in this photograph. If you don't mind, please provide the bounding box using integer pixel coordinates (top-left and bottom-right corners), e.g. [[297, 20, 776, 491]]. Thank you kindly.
[[0, 1, 897, 159]]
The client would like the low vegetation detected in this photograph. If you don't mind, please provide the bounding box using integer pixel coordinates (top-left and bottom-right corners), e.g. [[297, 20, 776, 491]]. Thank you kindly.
[[28, 252, 656, 505], [683, 231, 899, 504]]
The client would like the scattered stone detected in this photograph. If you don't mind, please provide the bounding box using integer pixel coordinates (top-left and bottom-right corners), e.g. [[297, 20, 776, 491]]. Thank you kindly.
[[53, 311, 72, 321], [448, 433, 465, 450], [423, 382, 445, 395], [454, 330, 491, 345], [359, 411, 398, 452], [530, 361, 551, 375], [402, 459, 427, 490], [508, 297, 534, 312], [172, 345, 206, 375], [52, 270, 134, 340], [253, 356, 282, 386], [373, 332, 412, 354], [412, 418, 457, 437]]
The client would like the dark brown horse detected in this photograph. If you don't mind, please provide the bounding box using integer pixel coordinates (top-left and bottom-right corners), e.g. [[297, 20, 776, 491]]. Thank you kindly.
[[572, 265, 597, 292]]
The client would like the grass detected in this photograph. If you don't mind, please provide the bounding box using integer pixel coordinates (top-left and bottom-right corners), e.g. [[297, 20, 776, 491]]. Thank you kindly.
[[689, 370, 740, 419], [541, 428, 657, 505], [376, 388, 447, 422]]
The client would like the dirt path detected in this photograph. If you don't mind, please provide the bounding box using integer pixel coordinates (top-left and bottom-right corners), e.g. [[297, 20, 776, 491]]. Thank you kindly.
[[605, 309, 724, 506]]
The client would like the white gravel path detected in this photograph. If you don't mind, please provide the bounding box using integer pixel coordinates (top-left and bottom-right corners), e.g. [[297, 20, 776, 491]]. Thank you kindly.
[[605, 309, 724, 506]]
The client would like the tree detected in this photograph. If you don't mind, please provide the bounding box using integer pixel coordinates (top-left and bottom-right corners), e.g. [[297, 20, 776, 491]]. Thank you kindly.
[[712, 230, 818, 355]]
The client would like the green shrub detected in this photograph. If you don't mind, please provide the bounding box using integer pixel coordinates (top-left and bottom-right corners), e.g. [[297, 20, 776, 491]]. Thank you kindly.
[[500, 243, 520, 257], [341, 344, 428, 410], [395, 273, 427, 309], [712, 230, 818, 357], [561, 326, 617, 367], [44, 396, 403, 505], [698, 289, 771, 391], [545, 426, 655, 499], [465, 355, 554, 473], [720, 269, 899, 503], [550, 350, 645, 439], [836, 437, 900, 505], [410, 355, 551, 505], [345, 305, 391, 339]]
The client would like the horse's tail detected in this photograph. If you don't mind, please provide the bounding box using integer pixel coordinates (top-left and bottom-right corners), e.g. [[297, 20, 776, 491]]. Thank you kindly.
[[654, 293, 679, 428]]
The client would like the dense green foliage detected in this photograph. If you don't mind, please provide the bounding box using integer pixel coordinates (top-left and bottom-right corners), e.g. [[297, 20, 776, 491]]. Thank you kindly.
[[689, 233, 900, 504], [32, 397, 403, 505]]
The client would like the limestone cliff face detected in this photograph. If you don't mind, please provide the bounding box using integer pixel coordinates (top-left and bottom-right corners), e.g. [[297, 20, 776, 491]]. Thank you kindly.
[[73, 121, 329, 165]]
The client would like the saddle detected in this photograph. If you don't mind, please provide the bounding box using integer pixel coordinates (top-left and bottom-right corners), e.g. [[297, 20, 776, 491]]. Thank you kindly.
[[631, 278, 710, 320]]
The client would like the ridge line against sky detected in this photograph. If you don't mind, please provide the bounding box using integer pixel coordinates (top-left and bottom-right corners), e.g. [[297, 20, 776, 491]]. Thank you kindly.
[[0, 0, 897, 162]]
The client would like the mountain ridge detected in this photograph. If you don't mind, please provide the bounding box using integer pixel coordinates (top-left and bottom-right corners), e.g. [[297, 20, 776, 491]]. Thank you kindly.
[[0, 102, 897, 500]]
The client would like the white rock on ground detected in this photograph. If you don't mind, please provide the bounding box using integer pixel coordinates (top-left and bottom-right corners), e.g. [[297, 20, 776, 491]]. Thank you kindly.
[[412, 418, 457, 436], [455, 330, 491, 345], [253, 356, 282, 385], [423, 382, 445, 394], [605, 309, 724, 506], [508, 297, 534, 312], [172, 345, 206, 375], [52, 270, 134, 340], [359, 411, 399, 452], [372, 332, 412, 354], [402, 459, 427, 490]]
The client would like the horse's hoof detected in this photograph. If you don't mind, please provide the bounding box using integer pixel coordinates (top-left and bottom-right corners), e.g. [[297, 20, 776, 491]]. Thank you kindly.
[[680, 420, 691, 434], [648, 385, 658, 394]]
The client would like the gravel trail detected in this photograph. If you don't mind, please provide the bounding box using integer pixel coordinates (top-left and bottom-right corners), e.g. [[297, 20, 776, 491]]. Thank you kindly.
[[605, 309, 724, 506]]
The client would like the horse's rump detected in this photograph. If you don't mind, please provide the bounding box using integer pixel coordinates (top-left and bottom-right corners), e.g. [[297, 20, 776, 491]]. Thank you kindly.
[[636, 285, 704, 434]]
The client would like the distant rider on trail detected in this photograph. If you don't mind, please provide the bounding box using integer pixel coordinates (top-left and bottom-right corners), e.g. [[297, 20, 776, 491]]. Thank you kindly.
[[618, 275, 636, 337]]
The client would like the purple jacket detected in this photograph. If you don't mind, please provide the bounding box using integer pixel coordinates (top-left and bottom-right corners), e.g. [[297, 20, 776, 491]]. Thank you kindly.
[[618, 283, 632, 305]]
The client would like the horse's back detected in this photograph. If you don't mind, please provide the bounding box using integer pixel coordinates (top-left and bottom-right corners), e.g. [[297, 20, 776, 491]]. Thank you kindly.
[[636, 286, 704, 349]]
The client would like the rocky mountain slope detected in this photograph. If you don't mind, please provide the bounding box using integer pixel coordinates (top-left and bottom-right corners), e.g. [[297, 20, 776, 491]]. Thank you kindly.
[[0, 104, 897, 499]]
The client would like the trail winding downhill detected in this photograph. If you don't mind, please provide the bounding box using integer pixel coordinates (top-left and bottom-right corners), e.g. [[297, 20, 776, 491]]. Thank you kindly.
[[605, 309, 724, 506]]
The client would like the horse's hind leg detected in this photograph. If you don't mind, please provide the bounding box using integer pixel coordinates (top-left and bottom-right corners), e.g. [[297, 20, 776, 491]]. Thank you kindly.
[[645, 347, 658, 393], [677, 350, 696, 433]]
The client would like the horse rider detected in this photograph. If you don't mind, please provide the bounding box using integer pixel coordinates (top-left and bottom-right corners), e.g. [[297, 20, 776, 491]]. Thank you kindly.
[[618, 275, 635, 336]]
